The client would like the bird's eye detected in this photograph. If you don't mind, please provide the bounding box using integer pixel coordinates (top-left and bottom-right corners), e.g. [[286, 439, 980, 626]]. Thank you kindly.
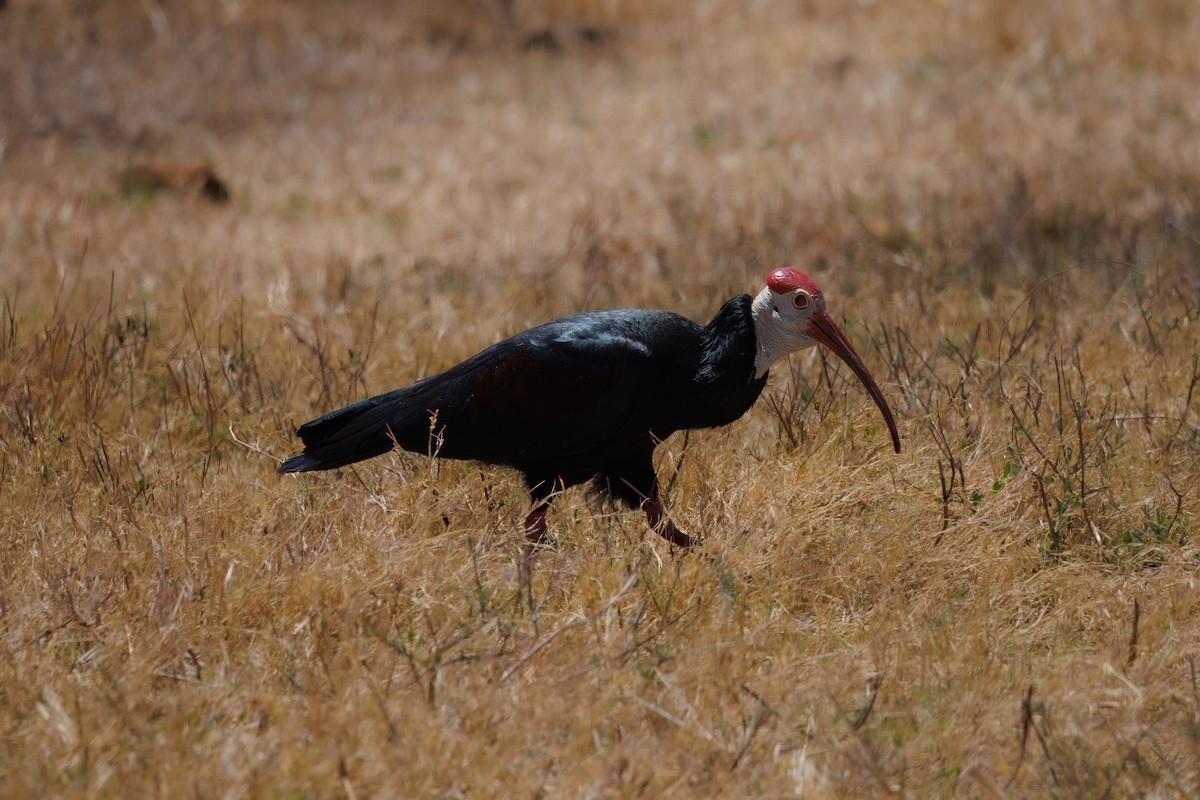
[[792, 292, 810, 310]]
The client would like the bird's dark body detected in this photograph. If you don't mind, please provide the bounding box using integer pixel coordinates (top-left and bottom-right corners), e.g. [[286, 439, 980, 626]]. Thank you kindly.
[[279, 295, 766, 508]]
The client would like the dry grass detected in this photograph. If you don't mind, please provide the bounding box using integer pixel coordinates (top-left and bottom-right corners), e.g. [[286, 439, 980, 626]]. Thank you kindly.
[[2, 1, 1199, 796]]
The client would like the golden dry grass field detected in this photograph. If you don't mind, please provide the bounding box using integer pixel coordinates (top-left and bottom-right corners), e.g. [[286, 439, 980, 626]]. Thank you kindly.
[[2, 1, 1200, 796]]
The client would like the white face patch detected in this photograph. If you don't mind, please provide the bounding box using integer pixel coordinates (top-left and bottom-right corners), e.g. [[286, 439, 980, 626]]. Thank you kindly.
[[750, 286, 818, 377]]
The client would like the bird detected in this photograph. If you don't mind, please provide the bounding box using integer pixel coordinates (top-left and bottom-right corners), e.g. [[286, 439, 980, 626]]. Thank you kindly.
[[279, 268, 900, 547]]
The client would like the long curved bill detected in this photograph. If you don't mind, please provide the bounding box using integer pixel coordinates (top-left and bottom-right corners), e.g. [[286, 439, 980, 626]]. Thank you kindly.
[[806, 308, 901, 453]]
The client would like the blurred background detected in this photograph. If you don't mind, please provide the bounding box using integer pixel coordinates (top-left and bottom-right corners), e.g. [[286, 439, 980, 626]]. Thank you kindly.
[[4, 1, 1196, 313]]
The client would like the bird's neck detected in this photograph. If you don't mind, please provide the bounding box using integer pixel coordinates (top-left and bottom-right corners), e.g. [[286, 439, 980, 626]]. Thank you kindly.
[[750, 287, 795, 378], [697, 294, 759, 385], [669, 294, 766, 432]]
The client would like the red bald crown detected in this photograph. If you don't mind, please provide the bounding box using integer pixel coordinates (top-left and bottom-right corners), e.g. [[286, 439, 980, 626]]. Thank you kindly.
[[767, 268, 821, 297]]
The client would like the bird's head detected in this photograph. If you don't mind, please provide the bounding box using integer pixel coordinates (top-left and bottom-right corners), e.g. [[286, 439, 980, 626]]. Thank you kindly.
[[752, 268, 901, 453]]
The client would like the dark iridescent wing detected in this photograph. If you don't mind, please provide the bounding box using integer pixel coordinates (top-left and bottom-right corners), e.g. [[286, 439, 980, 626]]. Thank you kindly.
[[419, 310, 698, 464], [280, 309, 700, 473]]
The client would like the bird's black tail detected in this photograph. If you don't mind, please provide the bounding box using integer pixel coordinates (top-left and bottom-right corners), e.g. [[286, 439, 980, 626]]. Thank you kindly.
[[278, 387, 422, 473]]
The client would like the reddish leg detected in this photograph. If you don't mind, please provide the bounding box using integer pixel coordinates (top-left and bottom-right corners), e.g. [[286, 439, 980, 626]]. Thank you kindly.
[[524, 505, 548, 545], [642, 495, 693, 548]]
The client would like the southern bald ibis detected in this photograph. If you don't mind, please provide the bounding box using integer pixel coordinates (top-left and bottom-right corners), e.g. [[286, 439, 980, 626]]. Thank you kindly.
[[280, 269, 900, 546]]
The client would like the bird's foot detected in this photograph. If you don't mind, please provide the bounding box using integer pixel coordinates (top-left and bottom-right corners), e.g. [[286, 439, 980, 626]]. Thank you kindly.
[[523, 507, 549, 546], [659, 520, 693, 548], [642, 498, 693, 548]]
